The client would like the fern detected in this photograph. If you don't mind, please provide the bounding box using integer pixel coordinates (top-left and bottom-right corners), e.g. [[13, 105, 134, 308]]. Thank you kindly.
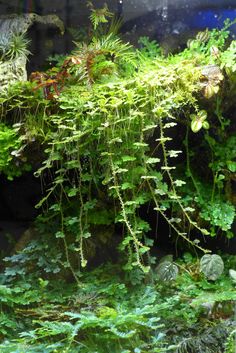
[[87, 2, 113, 30]]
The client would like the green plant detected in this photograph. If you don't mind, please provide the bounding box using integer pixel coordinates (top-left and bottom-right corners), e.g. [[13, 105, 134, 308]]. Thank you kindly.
[[155, 257, 179, 282], [138, 36, 162, 58], [0, 33, 31, 62], [3, 14, 236, 279], [0, 123, 30, 180], [0, 265, 166, 352], [176, 117, 235, 237], [200, 254, 224, 280], [225, 328, 236, 353], [32, 57, 210, 275], [1, 258, 235, 352], [87, 1, 113, 31], [1, 4, 236, 277], [220, 40, 236, 73]]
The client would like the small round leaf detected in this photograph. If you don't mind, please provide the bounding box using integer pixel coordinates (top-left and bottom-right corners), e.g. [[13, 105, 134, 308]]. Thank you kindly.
[[202, 121, 210, 130], [198, 110, 207, 121], [191, 119, 202, 133]]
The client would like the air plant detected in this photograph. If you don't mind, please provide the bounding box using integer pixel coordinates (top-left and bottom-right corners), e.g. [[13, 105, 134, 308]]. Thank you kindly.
[[0, 33, 31, 62]]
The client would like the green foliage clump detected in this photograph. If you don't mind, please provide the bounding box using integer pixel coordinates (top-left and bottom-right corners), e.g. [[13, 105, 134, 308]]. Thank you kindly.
[[138, 36, 162, 58], [0, 256, 236, 353], [1, 12, 236, 277], [225, 329, 236, 353], [0, 123, 30, 179]]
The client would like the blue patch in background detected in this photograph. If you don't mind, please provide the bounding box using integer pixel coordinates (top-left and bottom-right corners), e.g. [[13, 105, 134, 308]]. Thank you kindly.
[[186, 9, 236, 30]]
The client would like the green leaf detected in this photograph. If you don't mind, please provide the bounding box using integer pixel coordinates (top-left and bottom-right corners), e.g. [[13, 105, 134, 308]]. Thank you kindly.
[[156, 261, 179, 281], [133, 142, 149, 147], [168, 150, 182, 158], [174, 179, 186, 187], [226, 161, 236, 172], [191, 119, 202, 133], [200, 254, 224, 281], [67, 188, 78, 197], [121, 182, 134, 190], [55, 231, 65, 238], [122, 155, 136, 162], [145, 157, 160, 164]]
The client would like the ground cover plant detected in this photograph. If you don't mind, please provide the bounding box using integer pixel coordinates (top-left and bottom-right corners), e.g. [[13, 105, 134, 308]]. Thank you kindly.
[[0, 256, 235, 352], [0, 3, 236, 352]]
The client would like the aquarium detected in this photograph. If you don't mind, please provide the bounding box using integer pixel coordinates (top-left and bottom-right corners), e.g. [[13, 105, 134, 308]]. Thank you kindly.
[[0, 1, 235, 353]]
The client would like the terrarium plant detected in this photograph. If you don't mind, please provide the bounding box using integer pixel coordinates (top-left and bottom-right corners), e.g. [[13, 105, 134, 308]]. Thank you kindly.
[[0, 32, 31, 62], [1, 9, 236, 276]]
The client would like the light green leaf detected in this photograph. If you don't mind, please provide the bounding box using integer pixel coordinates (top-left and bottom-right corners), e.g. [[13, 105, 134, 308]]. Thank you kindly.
[[122, 155, 136, 162], [145, 157, 160, 164], [55, 231, 65, 238], [121, 182, 134, 190]]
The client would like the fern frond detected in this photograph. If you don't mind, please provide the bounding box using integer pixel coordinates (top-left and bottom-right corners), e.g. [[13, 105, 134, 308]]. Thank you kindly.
[[91, 34, 136, 67], [107, 16, 123, 36], [88, 3, 113, 30]]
